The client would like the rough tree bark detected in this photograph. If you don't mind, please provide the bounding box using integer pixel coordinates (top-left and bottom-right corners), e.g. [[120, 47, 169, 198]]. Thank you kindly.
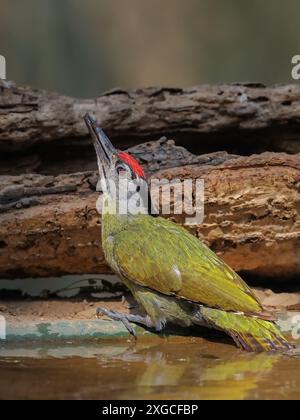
[[1, 80, 300, 157], [0, 81, 300, 280], [0, 141, 299, 279]]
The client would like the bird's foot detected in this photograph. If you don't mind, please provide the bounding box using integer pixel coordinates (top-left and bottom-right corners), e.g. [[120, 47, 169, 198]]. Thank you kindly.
[[96, 307, 136, 337], [96, 307, 153, 338]]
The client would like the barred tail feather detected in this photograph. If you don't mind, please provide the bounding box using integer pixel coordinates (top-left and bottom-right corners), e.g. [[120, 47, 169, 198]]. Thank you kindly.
[[200, 307, 294, 352]]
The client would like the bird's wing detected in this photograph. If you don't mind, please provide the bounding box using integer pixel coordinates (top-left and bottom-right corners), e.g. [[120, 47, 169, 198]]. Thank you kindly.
[[113, 215, 263, 314]]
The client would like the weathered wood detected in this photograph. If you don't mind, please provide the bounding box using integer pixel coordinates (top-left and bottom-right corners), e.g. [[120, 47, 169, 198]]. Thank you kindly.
[[0, 81, 300, 281], [0, 146, 299, 279], [156, 152, 300, 279], [0, 138, 237, 213], [1, 80, 300, 158]]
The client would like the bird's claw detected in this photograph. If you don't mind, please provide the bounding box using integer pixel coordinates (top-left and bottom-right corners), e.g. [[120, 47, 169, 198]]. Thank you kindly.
[[96, 307, 137, 338], [121, 317, 137, 339]]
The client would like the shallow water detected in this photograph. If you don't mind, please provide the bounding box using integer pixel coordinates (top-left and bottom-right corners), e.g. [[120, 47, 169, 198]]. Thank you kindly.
[[0, 335, 300, 400]]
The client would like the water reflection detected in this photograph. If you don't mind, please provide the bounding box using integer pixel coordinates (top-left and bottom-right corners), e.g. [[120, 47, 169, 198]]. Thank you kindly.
[[1, 336, 299, 399]]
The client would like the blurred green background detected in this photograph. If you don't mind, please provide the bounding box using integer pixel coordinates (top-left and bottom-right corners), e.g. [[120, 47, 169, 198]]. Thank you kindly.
[[0, 0, 299, 98]]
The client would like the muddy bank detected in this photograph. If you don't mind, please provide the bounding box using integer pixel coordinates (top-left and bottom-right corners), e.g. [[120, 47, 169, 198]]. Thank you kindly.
[[1, 288, 300, 325], [0, 298, 129, 324]]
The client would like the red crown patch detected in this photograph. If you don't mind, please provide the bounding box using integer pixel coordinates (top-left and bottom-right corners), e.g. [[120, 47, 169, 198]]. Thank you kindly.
[[118, 152, 145, 178]]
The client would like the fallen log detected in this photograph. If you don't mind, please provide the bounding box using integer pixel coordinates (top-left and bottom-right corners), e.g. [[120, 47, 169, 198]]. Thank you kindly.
[[1, 80, 300, 163], [0, 142, 299, 279], [156, 152, 300, 279]]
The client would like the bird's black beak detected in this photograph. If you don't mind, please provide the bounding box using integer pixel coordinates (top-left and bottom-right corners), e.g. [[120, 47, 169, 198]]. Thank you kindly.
[[84, 113, 116, 166]]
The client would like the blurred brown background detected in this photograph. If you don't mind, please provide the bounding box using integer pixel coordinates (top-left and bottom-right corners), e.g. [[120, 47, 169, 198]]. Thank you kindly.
[[0, 0, 299, 97]]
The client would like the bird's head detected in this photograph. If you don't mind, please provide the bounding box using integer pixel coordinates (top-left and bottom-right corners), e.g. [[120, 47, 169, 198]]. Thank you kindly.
[[84, 113, 150, 214]]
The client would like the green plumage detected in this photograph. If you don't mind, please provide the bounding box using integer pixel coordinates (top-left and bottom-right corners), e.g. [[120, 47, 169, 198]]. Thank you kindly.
[[84, 114, 292, 352], [85, 114, 291, 351], [102, 198, 292, 352], [200, 307, 290, 352]]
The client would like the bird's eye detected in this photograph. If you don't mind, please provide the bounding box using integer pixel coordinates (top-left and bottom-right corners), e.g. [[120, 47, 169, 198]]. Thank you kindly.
[[117, 165, 126, 174]]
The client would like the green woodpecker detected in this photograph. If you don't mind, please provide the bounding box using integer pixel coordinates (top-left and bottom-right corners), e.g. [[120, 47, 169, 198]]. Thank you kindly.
[[85, 114, 293, 352]]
